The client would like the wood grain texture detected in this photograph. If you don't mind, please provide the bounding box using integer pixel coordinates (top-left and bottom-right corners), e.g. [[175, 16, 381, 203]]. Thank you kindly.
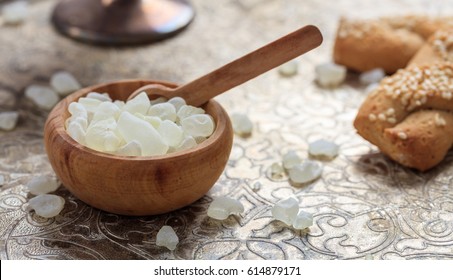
[[44, 80, 233, 216], [129, 25, 323, 106]]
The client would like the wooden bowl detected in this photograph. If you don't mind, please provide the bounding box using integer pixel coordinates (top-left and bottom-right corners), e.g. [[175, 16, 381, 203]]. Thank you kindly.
[[44, 79, 233, 216]]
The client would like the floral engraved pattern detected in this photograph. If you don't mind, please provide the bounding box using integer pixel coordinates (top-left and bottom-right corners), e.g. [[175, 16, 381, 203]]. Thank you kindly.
[[1, 0, 453, 259]]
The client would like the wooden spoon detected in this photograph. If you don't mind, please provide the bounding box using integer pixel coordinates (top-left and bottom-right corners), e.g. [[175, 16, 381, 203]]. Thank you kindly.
[[128, 25, 323, 106]]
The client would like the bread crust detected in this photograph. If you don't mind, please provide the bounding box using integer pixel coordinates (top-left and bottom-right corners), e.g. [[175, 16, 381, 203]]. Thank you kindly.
[[353, 63, 453, 171], [334, 16, 453, 73]]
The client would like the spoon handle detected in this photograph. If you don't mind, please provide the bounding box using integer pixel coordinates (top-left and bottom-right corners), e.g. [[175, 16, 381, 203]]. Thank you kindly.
[[175, 25, 323, 106]]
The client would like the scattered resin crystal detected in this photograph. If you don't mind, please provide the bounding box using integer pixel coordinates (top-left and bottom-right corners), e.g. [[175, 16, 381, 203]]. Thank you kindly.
[[315, 62, 347, 88], [207, 196, 244, 220], [288, 160, 323, 184], [156, 225, 179, 251], [292, 210, 313, 230], [27, 175, 60, 195], [65, 92, 215, 156], [230, 113, 253, 136], [2, 1, 28, 25], [50, 71, 81, 96], [282, 150, 302, 170], [271, 197, 299, 226], [359, 68, 385, 85], [270, 162, 284, 178], [27, 194, 65, 218], [25, 85, 59, 110], [0, 111, 19, 131], [308, 139, 339, 159], [278, 60, 298, 77], [365, 82, 380, 94], [252, 181, 261, 192]]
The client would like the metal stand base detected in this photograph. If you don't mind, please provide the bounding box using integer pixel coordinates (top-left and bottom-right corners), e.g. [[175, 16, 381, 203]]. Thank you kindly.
[[51, 0, 195, 45]]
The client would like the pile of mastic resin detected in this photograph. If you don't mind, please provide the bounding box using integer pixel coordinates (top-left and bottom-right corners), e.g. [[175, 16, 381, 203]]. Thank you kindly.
[[65, 92, 215, 156]]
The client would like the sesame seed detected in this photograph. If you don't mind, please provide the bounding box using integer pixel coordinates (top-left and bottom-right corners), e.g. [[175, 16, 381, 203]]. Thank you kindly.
[[386, 108, 395, 116], [435, 114, 447, 127], [368, 113, 377, 121], [378, 113, 386, 121], [387, 117, 396, 124], [397, 132, 407, 140]]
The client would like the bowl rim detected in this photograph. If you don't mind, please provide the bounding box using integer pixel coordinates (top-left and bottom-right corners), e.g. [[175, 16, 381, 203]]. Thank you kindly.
[[46, 79, 232, 162]]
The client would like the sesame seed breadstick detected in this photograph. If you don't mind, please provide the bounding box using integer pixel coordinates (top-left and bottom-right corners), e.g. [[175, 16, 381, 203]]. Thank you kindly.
[[333, 16, 453, 74], [409, 29, 453, 66], [354, 63, 453, 171]]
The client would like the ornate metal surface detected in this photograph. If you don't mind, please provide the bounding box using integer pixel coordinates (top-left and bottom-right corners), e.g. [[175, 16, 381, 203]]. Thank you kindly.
[[1, 0, 453, 260]]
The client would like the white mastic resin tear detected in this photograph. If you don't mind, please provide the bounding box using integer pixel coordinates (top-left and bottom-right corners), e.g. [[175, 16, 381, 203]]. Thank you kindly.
[[0, 111, 19, 131], [315, 62, 347, 88], [50, 71, 81, 96], [27, 194, 65, 218], [272, 198, 314, 230], [271, 197, 299, 226], [207, 196, 244, 220], [230, 113, 253, 136], [27, 175, 60, 195], [156, 225, 179, 251], [2, 1, 28, 25], [288, 160, 323, 184], [282, 150, 302, 170], [308, 139, 339, 159], [25, 85, 59, 110], [65, 92, 216, 156]]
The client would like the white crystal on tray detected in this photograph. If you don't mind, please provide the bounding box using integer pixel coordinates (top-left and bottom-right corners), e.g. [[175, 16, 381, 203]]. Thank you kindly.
[[25, 85, 59, 110], [365, 82, 380, 94], [230, 113, 253, 136], [278, 59, 298, 77], [270, 162, 284, 178], [282, 150, 301, 170], [288, 160, 323, 184], [308, 139, 339, 158], [27, 194, 65, 218], [181, 114, 215, 137], [315, 62, 347, 88], [156, 225, 179, 251], [2, 1, 28, 25], [117, 111, 168, 156], [27, 175, 60, 195], [50, 71, 81, 96], [359, 68, 385, 85], [271, 197, 299, 225], [207, 196, 244, 220], [0, 111, 19, 131], [292, 210, 313, 230]]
